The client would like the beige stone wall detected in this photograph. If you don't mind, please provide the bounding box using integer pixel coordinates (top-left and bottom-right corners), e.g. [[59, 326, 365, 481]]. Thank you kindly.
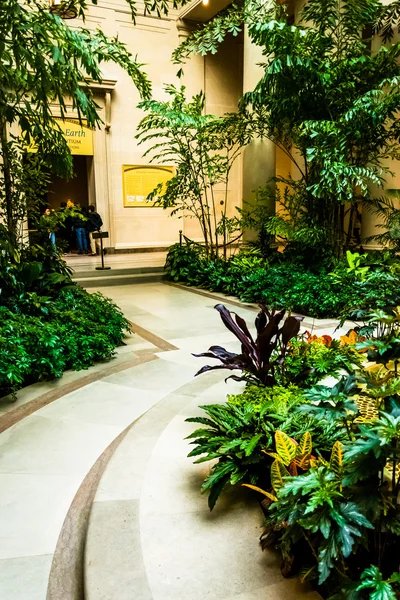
[[242, 26, 276, 242], [61, 1, 243, 251], [45, 0, 400, 252], [363, 14, 400, 246]]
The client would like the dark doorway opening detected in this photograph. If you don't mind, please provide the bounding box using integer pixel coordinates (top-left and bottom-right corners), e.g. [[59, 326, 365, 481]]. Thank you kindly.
[[46, 155, 94, 253], [47, 155, 90, 211]]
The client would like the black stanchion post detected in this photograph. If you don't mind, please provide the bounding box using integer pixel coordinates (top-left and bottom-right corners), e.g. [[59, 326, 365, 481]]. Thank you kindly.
[[179, 230, 183, 246], [93, 231, 111, 270]]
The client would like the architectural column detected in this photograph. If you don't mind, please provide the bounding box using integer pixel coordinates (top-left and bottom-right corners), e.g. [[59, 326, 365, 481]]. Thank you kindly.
[[89, 80, 116, 250], [242, 26, 276, 241], [176, 19, 206, 242]]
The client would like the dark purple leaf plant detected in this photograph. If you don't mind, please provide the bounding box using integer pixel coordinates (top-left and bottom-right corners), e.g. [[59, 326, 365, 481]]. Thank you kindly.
[[194, 303, 305, 386]]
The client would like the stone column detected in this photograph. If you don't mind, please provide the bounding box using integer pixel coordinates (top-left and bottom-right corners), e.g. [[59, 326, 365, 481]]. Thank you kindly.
[[242, 26, 276, 241], [175, 19, 206, 243]]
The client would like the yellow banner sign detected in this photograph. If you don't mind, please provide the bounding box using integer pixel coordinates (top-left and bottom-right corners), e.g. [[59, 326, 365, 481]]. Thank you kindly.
[[122, 165, 173, 207], [56, 118, 94, 156]]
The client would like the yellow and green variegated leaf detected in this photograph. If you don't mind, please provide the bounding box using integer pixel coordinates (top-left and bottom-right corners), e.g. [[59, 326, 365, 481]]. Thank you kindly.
[[271, 459, 290, 492], [264, 451, 281, 460], [330, 441, 343, 478], [275, 430, 297, 466], [242, 484, 277, 502], [295, 453, 312, 470], [296, 432, 312, 457]]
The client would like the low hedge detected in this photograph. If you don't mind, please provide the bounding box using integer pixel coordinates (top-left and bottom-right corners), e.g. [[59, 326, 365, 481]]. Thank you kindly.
[[165, 243, 400, 318]]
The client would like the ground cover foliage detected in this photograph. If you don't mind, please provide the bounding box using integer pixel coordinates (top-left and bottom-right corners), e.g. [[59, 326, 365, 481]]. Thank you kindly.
[[186, 302, 400, 598], [165, 243, 400, 319], [0, 226, 129, 399]]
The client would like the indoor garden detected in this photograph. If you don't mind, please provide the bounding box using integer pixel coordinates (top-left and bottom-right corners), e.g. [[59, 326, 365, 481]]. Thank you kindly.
[[156, 0, 400, 598], [2, 0, 400, 598]]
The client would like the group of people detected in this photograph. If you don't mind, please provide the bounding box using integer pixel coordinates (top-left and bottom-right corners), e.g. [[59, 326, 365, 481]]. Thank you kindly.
[[43, 203, 103, 255]]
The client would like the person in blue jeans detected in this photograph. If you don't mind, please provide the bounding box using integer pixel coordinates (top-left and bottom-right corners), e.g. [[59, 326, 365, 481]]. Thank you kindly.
[[43, 208, 57, 249], [72, 211, 88, 254]]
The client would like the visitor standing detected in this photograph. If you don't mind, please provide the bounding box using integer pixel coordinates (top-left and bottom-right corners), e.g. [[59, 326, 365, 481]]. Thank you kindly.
[[72, 208, 88, 254], [43, 208, 56, 249], [59, 201, 74, 252], [86, 205, 103, 255]]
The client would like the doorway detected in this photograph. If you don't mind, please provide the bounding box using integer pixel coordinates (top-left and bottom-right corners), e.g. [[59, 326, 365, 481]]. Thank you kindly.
[[47, 155, 91, 211]]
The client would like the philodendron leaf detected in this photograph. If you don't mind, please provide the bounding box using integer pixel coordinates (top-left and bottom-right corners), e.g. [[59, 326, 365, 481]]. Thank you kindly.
[[275, 430, 297, 466], [330, 441, 344, 478], [357, 565, 399, 600], [242, 483, 277, 502], [271, 459, 290, 492]]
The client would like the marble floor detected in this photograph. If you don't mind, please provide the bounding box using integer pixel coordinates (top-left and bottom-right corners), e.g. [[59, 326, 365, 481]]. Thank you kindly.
[[0, 283, 334, 600]]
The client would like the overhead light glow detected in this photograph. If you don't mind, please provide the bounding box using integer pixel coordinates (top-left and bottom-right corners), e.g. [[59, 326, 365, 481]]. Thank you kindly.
[[49, 0, 78, 19], [202, 0, 209, 5]]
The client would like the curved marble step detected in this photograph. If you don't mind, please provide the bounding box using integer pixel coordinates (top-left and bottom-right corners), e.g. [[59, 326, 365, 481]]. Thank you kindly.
[[83, 374, 321, 600]]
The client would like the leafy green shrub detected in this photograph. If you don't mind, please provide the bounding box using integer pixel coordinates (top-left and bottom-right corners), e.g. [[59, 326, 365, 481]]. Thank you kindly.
[[164, 242, 204, 284], [0, 308, 67, 392], [187, 304, 364, 511], [227, 384, 303, 413], [0, 229, 73, 306], [165, 244, 400, 319], [0, 287, 130, 398], [186, 303, 400, 596], [186, 392, 339, 510], [253, 310, 400, 596], [285, 335, 364, 386]]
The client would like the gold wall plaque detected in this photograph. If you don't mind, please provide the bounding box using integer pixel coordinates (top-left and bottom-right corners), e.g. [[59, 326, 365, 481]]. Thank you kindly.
[[122, 165, 173, 207]]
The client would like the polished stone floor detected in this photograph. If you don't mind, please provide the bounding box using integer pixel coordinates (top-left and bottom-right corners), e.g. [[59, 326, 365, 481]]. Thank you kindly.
[[0, 283, 332, 600]]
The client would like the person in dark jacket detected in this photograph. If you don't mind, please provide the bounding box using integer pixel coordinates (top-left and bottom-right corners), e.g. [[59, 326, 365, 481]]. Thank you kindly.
[[87, 205, 103, 255]]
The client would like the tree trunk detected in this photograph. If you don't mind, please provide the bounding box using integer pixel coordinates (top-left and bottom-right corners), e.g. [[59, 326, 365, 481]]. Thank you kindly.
[[0, 118, 13, 232], [338, 204, 345, 258], [346, 204, 355, 249]]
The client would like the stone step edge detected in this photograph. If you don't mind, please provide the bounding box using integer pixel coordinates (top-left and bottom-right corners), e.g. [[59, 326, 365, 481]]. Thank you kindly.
[[0, 320, 176, 429], [46, 422, 136, 600], [46, 376, 216, 600], [74, 273, 164, 287], [82, 379, 220, 600], [72, 266, 164, 279]]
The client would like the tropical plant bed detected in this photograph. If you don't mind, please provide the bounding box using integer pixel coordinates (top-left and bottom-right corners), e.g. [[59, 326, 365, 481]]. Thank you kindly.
[[165, 244, 400, 320], [0, 286, 130, 399], [186, 303, 400, 599], [0, 232, 130, 399]]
